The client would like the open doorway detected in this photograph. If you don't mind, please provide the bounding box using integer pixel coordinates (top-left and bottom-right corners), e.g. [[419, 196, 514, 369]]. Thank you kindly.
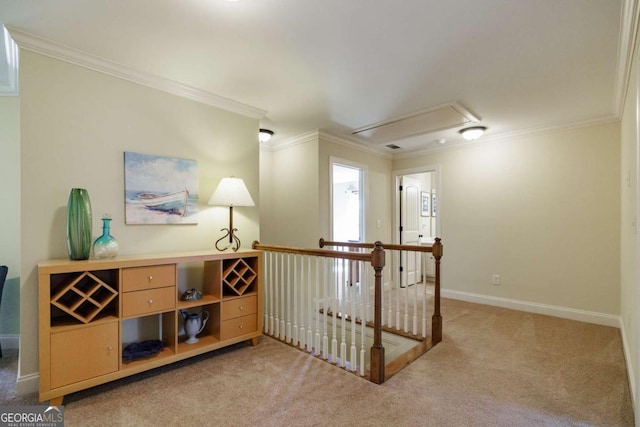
[[394, 166, 440, 286], [330, 159, 365, 243]]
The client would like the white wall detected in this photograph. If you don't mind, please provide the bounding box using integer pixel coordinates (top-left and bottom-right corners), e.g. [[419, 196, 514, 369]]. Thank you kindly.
[[19, 51, 260, 392], [394, 123, 621, 317], [0, 95, 20, 340]]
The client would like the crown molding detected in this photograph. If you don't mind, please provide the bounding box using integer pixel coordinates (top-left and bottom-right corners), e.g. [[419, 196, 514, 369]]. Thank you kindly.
[[613, 0, 639, 117], [319, 131, 393, 159], [5, 25, 266, 119], [392, 114, 620, 160], [263, 128, 393, 159], [260, 129, 320, 152]]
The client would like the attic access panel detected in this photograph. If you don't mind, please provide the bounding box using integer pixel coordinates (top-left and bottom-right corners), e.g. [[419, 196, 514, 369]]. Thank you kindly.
[[351, 102, 479, 145]]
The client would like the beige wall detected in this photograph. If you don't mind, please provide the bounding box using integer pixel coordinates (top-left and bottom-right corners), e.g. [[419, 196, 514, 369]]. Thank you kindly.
[[620, 43, 639, 409], [0, 96, 20, 336], [19, 51, 260, 389], [260, 133, 392, 248], [260, 137, 319, 247], [394, 123, 621, 315]]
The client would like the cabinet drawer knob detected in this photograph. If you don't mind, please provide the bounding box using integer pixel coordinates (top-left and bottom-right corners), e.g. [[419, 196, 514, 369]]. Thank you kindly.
[[239, 306, 244, 311], [148, 276, 153, 281], [148, 299, 153, 305], [238, 324, 243, 329], [107, 345, 113, 352]]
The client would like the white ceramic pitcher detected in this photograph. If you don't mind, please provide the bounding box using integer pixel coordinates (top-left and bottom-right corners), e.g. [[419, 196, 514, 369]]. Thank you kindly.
[[180, 309, 209, 344]]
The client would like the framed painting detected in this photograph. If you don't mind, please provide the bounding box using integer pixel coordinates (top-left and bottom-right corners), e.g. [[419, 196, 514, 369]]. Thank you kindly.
[[431, 191, 437, 217], [421, 191, 431, 217], [124, 152, 199, 224]]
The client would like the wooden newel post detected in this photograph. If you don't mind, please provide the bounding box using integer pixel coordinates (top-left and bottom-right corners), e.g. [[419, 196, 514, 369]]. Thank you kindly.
[[432, 237, 443, 344], [370, 241, 386, 384]]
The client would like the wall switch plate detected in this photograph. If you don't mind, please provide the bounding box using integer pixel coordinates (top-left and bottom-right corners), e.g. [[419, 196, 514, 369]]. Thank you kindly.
[[492, 274, 501, 285]]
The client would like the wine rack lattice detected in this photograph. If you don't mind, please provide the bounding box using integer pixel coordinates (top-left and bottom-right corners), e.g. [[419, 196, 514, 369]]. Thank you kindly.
[[223, 258, 257, 296], [51, 271, 117, 323]]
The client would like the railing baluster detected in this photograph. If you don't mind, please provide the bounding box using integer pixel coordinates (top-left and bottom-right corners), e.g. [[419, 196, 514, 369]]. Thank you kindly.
[[350, 261, 358, 372], [264, 251, 269, 334], [293, 254, 298, 346], [403, 250, 409, 333], [279, 253, 285, 341], [298, 255, 303, 348], [315, 257, 320, 354], [360, 262, 367, 376], [306, 256, 313, 352], [422, 252, 427, 338], [322, 257, 329, 360], [331, 258, 338, 365], [413, 251, 418, 335], [340, 258, 347, 368]]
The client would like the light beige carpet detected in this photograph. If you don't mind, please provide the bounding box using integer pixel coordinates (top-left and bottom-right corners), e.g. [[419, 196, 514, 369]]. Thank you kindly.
[[1, 298, 634, 426]]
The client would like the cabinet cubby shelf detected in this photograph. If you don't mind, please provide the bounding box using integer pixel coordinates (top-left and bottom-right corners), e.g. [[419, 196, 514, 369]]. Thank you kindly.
[[222, 258, 257, 296], [177, 294, 220, 310], [50, 271, 117, 324], [39, 249, 262, 405]]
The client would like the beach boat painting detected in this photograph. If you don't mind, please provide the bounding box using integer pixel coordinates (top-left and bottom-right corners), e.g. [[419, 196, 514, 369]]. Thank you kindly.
[[138, 189, 189, 216], [124, 152, 198, 224]]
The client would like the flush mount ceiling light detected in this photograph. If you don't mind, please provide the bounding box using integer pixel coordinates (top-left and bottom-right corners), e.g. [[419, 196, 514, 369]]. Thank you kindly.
[[459, 126, 487, 141], [259, 129, 274, 143]]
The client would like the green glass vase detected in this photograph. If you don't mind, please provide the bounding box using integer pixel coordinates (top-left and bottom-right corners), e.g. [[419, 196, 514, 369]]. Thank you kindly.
[[66, 188, 92, 260], [93, 216, 119, 259]]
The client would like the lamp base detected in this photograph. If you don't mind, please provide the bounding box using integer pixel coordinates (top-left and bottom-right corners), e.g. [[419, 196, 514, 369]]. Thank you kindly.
[[215, 228, 240, 252]]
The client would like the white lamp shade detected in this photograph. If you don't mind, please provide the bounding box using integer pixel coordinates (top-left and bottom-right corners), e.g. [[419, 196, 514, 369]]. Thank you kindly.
[[208, 177, 255, 207]]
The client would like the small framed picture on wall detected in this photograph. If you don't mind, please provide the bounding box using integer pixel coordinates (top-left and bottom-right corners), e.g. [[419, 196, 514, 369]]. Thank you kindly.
[[431, 191, 437, 217], [421, 191, 431, 217]]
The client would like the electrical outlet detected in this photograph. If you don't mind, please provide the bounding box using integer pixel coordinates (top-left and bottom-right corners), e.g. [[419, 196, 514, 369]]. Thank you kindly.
[[492, 274, 501, 285]]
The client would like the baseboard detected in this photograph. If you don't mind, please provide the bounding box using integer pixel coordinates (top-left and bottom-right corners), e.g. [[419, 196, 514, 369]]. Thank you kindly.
[[441, 289, 620, 327], [0, 334, 19, 350], [618, 318, 637, 408], [16, 372, 39, 396], [0, 333, 39, 396]]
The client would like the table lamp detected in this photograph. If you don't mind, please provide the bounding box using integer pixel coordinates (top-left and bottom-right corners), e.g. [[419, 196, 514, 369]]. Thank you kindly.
[[208, 177, 255, 251]]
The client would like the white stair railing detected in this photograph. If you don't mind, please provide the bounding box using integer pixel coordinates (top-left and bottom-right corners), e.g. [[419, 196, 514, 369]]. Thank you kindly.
[[254, 239, 442, 384]]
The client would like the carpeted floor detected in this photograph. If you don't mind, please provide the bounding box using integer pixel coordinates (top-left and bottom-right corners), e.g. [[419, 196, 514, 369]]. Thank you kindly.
[[0, 298, 634, 426]]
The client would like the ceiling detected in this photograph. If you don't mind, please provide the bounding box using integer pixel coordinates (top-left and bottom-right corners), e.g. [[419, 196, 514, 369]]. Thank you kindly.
[[0, 0, 635, 154]]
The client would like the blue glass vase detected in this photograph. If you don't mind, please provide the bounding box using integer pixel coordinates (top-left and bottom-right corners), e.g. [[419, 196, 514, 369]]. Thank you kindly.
[[93, 216, 119, 259], [66, 188, 92, 260]]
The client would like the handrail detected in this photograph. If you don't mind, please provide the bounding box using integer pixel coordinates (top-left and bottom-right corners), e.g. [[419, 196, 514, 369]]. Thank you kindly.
[[319, 237, 444, 258], [252, 241, 372, 262], [252, 239, 387, 384], [320, 237, 443, 345]]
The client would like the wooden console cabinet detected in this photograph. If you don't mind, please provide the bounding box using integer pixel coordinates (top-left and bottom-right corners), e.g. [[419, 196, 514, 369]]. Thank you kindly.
[[38, 249, 262, 404]]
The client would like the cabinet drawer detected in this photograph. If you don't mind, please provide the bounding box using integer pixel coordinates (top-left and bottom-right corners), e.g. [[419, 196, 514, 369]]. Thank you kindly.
[[122, 264, 176, 292], [122, 286, 175, 317], [222, 295, 257, 321], [50, 322, 118, 389], [221, 314, 257, 340]]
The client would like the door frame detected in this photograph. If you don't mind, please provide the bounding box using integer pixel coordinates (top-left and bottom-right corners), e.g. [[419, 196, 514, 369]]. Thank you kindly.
[[329, 156, 367, 243], [392, 165, 441, 245]]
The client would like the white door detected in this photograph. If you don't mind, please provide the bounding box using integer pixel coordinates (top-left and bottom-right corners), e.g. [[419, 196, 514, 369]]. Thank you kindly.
[[400, 175, 421, 286]]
